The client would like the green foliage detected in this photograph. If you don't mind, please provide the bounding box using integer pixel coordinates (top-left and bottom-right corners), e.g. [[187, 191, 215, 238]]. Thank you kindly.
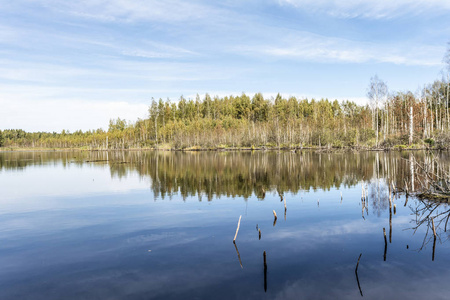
[[359, 129, 375, 143], [393, 144, 407, 151], [338, 129, 358, 147], [4, 77, 450, 150], [407, 144, 421, 149], [109, 118, 126, 132], [424, 138, 435, 146]]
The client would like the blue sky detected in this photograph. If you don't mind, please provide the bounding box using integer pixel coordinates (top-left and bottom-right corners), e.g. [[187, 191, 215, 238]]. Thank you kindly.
[[1, 0, 449, 132]]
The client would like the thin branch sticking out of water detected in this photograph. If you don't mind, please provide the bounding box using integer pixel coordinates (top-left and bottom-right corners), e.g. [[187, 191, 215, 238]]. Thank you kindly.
[[355, 253, 363, 297], [233, 215, 241, 244]]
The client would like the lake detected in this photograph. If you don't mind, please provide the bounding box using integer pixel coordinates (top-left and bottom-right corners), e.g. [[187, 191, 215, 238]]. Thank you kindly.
[[0, 150, 449, 299]]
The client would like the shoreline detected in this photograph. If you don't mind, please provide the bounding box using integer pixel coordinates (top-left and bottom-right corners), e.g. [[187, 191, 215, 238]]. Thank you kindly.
[[0, 145, 440, 152]]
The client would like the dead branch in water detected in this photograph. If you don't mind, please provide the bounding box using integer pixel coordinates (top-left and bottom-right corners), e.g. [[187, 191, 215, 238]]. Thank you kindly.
[[263, 251, 267, 292], [233, 215, 241, 244], [355, 253, 363, 297], [432, 217, 437, 238], [407, 196, 450, 254], [410, 153, 450, 199]]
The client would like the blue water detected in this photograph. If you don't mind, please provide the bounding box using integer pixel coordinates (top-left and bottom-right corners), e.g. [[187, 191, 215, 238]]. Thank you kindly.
[[0, 151, 449, 299]]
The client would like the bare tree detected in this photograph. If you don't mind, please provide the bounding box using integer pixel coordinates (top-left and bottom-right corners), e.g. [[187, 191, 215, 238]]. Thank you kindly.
[[443, 42, 450, 130], [367, 75, 388, 147], [444, 41, 450, 71]]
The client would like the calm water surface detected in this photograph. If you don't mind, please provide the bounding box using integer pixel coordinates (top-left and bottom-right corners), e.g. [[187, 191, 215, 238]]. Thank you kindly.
[[0, 151, 449, 299]]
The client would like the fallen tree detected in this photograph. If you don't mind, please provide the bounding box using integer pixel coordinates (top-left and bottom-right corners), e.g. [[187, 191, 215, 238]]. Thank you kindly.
[[411, 152, 450, 200]]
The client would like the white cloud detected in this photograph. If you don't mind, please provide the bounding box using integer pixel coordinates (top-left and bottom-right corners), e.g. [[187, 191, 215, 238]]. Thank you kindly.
[[0, 57, 231, 87], [0, 96, 148, 132], [34, 0, 217, 23], [0, 166, 149, 208], [265, 215, 411, 241], [0, 0, 446, 133], [277, 0, 450, 19], [233, 31, 445, 66]]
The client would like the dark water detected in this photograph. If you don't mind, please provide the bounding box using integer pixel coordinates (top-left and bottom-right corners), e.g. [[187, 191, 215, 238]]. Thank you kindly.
[[1, 150, 450, 299]]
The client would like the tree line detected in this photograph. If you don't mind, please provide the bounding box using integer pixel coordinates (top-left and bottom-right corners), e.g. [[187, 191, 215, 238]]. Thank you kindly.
[[1, 47, 450, 150], [0, 84, 449, 150], [0, 95, 375, 149]]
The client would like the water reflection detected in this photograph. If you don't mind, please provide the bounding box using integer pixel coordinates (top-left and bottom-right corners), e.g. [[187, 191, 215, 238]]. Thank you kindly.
[[408, 196, 450, 261], [234, 243, 243, 269], [3, 150, 447, 199], [1, 150, 450, 299]]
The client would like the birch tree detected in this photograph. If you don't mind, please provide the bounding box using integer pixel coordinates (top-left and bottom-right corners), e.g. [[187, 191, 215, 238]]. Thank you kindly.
[[367, 75, 388, 147]]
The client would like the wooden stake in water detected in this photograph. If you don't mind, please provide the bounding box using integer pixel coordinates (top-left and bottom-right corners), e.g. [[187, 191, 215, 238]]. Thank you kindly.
[[233, 215, 242, 244], [258, 228, 261, 240], [432, 235, 436, 261], [355, 253, 363, 297], [432, 217, 437, 261], [432, 217, 437, 238], [263, 251, 267, 292]]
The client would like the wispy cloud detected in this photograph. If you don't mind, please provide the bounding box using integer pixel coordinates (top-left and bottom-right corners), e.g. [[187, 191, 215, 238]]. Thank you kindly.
[[0, 57, 233, 86], [277, 0, 450, 19], [119, 41, 198, 59], [32, 0, 218, 23], [278, 0, 450, 19], [233, 30, 445, 66], [0, 0, 447, 131]]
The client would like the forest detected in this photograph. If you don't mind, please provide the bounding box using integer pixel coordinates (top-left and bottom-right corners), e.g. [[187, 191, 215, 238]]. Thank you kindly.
[[1, 75, 450, 150]]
